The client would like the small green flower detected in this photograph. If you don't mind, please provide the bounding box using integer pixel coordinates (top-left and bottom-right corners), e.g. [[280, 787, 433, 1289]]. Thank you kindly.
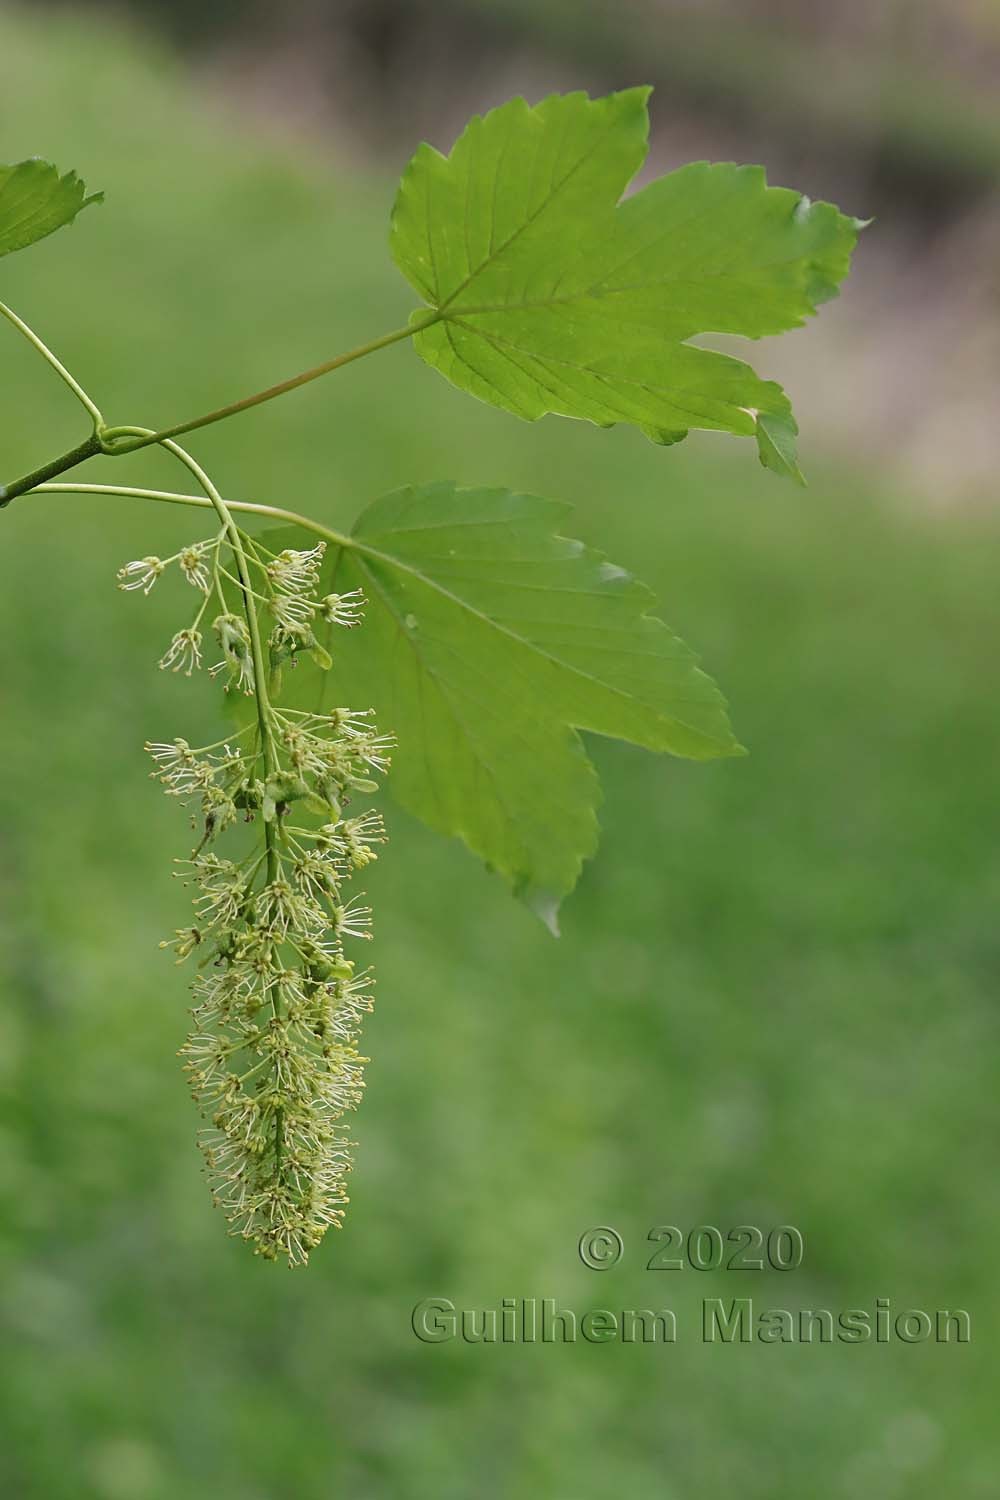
[[179, 543, 212, 592], [266, 543, 325, 596], [319, 589, 366, 628], [117, 555, 164, 593], [160, 926, 202, 962], [159, 627, 203, 675], [210, 612, 255, 694]]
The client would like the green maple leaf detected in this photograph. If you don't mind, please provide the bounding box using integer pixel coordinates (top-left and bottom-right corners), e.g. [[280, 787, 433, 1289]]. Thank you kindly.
[[391, 88, 864, 479], [266, 483, 742, 929], [0, 160, 102, 259]]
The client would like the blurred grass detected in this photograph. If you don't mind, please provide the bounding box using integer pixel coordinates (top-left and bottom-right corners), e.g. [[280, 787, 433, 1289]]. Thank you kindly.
[[1, 7, 999, 1498]]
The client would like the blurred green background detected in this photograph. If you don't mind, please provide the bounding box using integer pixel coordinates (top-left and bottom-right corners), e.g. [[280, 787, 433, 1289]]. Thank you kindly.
[[2, 3, 999, 1496]]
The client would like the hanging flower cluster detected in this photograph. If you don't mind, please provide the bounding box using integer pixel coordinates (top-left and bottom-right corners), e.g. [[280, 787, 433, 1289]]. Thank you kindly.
[[120, 525, 388, 1264]]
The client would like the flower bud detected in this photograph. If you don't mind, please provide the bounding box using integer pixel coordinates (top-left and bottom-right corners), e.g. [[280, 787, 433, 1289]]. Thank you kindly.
[[212, 613, 255, 694]]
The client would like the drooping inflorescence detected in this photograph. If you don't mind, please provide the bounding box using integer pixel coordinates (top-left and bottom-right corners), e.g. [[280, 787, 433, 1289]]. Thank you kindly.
[[120, 523, 389, 1264]]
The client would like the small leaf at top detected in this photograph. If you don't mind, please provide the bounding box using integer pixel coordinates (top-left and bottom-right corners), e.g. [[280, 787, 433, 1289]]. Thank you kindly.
[[390, 89, 864, 479], [269, 483, 743, 927], [0, 160, 102, 259]]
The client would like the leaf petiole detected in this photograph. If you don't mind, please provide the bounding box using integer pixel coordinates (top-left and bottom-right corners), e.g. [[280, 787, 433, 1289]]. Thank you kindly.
[[0, 308, 437, 503], [32, 480, 352, 550], [98, 313, 438, 454]]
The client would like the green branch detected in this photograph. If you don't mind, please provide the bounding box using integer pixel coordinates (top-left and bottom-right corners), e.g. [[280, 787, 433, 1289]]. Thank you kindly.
[[0, 432, 103, 507]]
